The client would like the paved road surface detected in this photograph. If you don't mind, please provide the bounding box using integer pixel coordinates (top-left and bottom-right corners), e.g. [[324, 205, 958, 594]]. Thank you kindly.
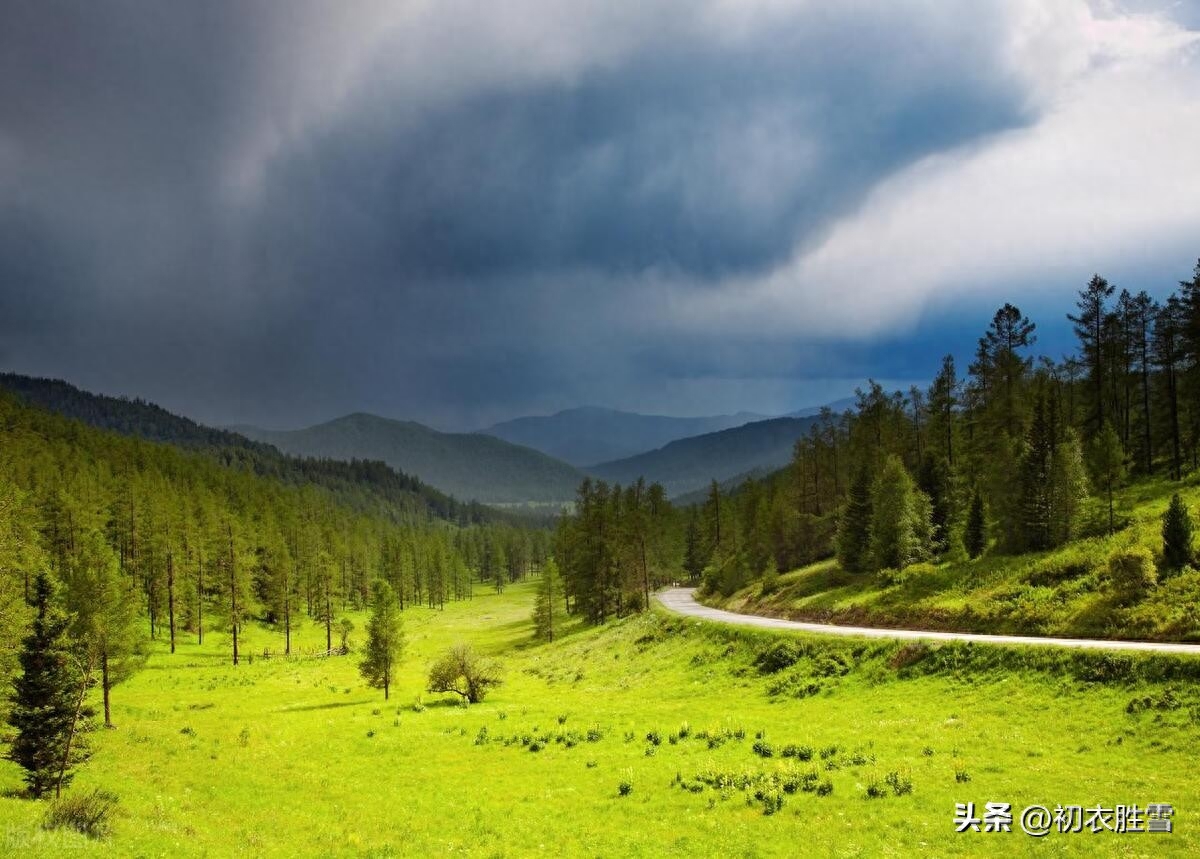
[[655, 587, 1200, 654]]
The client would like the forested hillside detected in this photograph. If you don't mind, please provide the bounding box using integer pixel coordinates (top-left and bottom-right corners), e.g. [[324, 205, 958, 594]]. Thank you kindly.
[[482, 406, 767, 467], [0, 374, 493, 525], [238, 413, 584, 505], [589, 416, 821, 498], [554, 262, 1200, 640], [0, 391, 550, 720]]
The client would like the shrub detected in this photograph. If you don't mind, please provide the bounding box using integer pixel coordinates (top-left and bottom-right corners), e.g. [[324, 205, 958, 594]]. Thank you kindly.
[[884, 770, 913, 796], [645, 730, 662, 746], [755, 641, 804, 674], [427, 643, 503, 704], [42, 789, 119, 840], [618, 771, 634, 796], [1106, 546, 1157, 604], [781, 744, 813, 761], [1162, 493, 1195, 573], [752, 740, 774, 758]]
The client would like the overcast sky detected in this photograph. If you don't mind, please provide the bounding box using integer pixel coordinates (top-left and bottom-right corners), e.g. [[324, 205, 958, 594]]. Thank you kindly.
[[2, 1, 1199, 430]]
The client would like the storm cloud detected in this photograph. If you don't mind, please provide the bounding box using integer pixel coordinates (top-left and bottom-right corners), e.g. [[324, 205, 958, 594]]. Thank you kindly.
[[1, 1, 1198, 429]]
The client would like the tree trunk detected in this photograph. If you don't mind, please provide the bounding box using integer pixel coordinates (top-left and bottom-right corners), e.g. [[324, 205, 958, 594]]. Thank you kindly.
[[57, 659, 94, 797], [102, 650, 112, 728], [229, 524, 238, 666], [167, 550, 176, 654]]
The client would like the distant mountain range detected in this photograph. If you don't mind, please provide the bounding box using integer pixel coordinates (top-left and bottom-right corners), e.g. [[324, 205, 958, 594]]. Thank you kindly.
[[235, 413, 584, 505], [481, 406, 770, 467], [588, 415, 822, 499], [0, 373, 500, 524], [2, 370, 851, 507]]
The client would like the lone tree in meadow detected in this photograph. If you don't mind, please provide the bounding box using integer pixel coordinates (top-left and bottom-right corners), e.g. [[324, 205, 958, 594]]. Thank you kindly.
[[533, 558, 565, 642], [7, 572, 94, 798], [360, 580, 405, 700], [964, 489, 987, 559], [1162, 493, 1194, 572], [427, 643, 502, 704]]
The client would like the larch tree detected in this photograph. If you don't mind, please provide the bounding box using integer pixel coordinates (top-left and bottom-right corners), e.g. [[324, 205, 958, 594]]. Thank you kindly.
[[60, 529, 145, 728], [1088, 422, 1126, 535], [533, 558, 565, 642], [360, 580, 405, 700]]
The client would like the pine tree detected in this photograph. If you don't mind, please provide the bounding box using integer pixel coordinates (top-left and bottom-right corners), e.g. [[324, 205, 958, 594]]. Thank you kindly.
[[1018, 395, 1055, 551], [1162, 493, 1194, 572], [1088, 422, 1126, 535], [360, 580, 405, 700], [1069, 274, 1115, 437], [916, 453, 952, 555], [682, 509, 704, 583], [870, 456, 919, 572], [7, 572, 94, 798], [836, 466, 873, 573], [964, 489, 986, 559], [60, 529, 145, 728], [533, 558, 564, 642]]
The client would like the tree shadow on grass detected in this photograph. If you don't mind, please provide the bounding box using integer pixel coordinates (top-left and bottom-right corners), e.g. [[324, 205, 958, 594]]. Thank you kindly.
[[278, 699, 374, 713]]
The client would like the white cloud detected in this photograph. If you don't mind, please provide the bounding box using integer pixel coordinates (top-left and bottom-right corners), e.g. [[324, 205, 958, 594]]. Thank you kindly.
[[676, 1, 1200, 337]]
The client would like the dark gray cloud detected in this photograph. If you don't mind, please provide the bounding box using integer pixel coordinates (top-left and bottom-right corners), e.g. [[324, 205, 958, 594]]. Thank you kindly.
[[1, 1, 1197, 430]]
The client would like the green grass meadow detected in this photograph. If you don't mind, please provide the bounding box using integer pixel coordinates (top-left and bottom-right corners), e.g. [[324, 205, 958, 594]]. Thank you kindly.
[[3, 578, 1199, 856]]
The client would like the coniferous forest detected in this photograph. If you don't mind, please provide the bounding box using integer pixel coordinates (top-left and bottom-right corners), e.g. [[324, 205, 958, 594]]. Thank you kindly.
[[555, 263, 1200, 615]]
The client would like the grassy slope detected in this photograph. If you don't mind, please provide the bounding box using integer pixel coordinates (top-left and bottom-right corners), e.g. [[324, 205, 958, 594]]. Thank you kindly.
[[708, 476, 1200, 643], [3, 580, 1199, 855]]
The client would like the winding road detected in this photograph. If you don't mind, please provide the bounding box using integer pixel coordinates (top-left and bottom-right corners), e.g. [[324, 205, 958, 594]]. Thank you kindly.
[[655, 587, 1200, 654]]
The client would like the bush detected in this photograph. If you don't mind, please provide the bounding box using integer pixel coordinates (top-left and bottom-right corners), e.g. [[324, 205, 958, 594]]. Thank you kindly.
[[754, 640, 804, 674], [1162, 493, 1195, 573], [752, 740, 774, 758], [427, 644, 503, 704], [1107, 546, 1157, 604], [43, 789, 119, 839]]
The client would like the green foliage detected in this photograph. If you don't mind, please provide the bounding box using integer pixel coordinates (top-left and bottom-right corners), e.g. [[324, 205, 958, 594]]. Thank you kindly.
[[360, 581, 405, 700], [759, 559, 780, 596], [836, 466, 873, 573], [7, 572, 94, 798], [1162, 493, 1194, 572], [964, 489, 987, 560], [427, 643, 503, 704], [532, 558, 565, 642], [1088, 422, 1126, 534], [1106, 546, 1157, 604], [869, 457, 926, 572]]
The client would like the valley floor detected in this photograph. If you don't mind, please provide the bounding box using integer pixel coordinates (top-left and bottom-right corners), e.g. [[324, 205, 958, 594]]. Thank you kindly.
[[3, 579, 1199, 857]]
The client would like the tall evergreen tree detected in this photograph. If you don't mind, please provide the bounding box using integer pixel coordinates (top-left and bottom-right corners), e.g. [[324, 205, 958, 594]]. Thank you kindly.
[[1069, 274, 1115, 437], [360, 580, 405, 700], [682, 508, 704, 583], [1018, 396, 1055, 551], [1088, 422, 1126, 535], [964, 489, 987, 560], [7, 572, 93, 798], [60, 529, 145, 728], [870, 456, 923, 572], [533, 558, 565, 642], [836, 466, 873, 573]]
